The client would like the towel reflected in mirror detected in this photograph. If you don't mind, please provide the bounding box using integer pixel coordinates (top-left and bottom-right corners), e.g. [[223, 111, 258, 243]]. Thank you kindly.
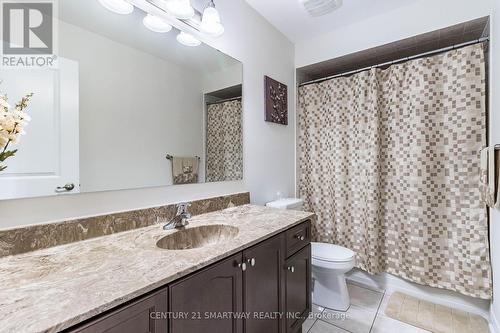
[[172, 156, 199, 184]]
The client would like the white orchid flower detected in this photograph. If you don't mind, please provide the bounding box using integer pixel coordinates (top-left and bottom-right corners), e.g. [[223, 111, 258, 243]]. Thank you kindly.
[[0, 98, 10, 109]]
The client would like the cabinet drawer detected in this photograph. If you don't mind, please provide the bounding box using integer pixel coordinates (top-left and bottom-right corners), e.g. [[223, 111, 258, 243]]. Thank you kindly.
[[285, 221, 311, 258]]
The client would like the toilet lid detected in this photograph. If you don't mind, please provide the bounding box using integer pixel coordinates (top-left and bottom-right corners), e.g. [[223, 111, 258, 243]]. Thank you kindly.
[[312, 242, 355, 262]]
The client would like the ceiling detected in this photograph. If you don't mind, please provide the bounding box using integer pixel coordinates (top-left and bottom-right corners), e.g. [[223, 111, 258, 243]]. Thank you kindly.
[[244, 0, 420, 43], [60, 0, 240, 75]]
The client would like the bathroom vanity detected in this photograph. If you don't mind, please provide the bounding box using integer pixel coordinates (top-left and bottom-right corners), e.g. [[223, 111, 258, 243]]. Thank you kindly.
[[0, 205, 314, 333], [71, 221, 311, 333]]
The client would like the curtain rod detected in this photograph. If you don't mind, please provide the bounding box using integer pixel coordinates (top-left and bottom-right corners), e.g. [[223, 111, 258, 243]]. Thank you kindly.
[[298, 37, 490, 87], [206, 96, 242, 105]]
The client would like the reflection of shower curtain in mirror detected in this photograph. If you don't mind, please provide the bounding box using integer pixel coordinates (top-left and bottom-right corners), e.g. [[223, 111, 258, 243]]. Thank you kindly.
[[206, 99, 243, 182], [298, 44, 491, 299]]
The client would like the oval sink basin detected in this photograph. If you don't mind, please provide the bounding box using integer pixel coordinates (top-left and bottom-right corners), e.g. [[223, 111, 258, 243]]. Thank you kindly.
[[156, 225, 239, 250]]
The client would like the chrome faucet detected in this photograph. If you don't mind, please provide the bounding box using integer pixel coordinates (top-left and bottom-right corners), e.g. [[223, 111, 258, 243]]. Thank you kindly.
[[162, 203, 191, 230]]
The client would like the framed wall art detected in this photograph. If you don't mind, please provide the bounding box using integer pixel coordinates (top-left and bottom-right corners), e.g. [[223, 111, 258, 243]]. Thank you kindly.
[[264, 75, 288, 125]]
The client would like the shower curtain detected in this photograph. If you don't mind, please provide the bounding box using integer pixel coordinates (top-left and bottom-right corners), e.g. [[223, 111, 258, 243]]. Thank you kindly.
[[297, 44, 491, 299], [206, 99, 243, 182]]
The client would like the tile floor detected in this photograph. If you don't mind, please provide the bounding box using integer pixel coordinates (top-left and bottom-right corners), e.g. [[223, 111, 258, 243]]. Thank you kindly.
[[303, 282, 431, 333]]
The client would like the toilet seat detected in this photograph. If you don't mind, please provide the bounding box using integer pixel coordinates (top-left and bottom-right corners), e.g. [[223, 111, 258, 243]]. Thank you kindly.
[[312, 242, 355, 262], [313, 257, 354, 270]]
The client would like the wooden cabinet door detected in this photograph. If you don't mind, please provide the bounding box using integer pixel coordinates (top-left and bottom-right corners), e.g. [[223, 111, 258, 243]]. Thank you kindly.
[[242, 234, 285, 333], [169, 253, 243, 333], [70, 289, 167, 333], [284, 244, 311, 333]]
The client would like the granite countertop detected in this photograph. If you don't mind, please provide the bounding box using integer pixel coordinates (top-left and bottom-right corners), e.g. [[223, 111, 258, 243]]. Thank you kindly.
[[0, 205, 314, 333]]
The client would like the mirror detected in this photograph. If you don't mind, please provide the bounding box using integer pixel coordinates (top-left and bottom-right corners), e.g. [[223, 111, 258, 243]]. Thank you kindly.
[[0, 0, 243, 200]]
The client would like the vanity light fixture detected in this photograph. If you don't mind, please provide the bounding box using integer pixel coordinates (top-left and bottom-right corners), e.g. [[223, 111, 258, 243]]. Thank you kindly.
[[165, 0, 195, 20], [98, 0, 134, 15], [176, 31, 201, 46], [97, 0, 223, 46], [143, 14, 173, 33], [200, 0, 224, 37]]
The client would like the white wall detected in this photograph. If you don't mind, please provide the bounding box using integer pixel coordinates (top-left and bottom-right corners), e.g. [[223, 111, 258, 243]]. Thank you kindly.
[[0, 0, 295, 228], [61, 22, 204, 192], [295, 0, 500, 329]]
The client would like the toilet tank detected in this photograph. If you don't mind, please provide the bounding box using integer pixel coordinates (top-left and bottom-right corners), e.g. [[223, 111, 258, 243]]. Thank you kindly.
[[266, 198, 303, 210]]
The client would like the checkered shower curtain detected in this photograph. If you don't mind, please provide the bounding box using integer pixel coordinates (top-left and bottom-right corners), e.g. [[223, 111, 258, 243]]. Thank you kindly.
[[297, 44, 491, 299], [206, 99, 243, 182]]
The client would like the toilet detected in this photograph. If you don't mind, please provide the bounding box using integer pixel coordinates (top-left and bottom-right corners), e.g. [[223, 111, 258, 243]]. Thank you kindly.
[[266, 197, 305, 211], [311, 242, 355, 311], [266, 197, 356, 311]]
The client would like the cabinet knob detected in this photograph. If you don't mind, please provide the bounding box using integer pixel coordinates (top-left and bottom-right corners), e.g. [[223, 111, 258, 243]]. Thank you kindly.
[[287, 266, 295, 273], [295, 234, 305, 241], [247, 258, 256, 267], [238, 262, 247, 272]]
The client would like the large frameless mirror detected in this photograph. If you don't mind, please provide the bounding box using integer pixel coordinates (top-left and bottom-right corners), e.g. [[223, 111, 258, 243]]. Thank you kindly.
[[0, 0, 243, 200]]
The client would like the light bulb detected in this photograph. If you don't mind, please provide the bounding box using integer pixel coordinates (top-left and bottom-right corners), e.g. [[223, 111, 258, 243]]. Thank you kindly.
[[143, 14, 172, 33], [176, 31, 201, 46], [165, 0, 195, 20], [200, 6, 224, 37], [98, 0, 134, 15]]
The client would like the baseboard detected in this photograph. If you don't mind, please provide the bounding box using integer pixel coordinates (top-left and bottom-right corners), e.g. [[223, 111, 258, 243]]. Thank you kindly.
[[346, 269, 491, 319], [491, 307, 500, 333]]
